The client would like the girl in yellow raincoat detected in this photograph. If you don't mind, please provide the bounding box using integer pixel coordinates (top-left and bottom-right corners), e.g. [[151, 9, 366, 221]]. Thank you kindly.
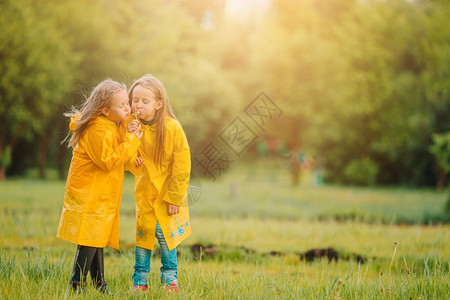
[[57, 79, 142, 293], [124, 75, 191, 293]]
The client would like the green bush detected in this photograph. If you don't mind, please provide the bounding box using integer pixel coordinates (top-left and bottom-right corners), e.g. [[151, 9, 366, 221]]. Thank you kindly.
[[344, 158, 379, 186], [429, 133, 450, 212]]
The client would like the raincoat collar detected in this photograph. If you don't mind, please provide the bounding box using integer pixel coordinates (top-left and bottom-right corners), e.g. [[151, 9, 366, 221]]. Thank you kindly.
[[139, 119, 157, 131]]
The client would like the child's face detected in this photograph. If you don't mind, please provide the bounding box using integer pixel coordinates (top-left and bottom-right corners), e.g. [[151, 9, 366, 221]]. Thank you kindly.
[[103, 89, 131, 122], [131, 85, 162, 122]]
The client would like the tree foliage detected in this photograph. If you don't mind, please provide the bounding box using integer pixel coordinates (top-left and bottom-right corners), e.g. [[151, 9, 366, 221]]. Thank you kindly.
[[256, 0, 449, 186], [0, 0, 448, 187], [0, 0, 77, 179]]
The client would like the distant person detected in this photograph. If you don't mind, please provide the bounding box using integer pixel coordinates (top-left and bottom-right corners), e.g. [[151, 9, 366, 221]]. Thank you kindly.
[[124, 74, 191, 293], [56, 79, 142, 293]]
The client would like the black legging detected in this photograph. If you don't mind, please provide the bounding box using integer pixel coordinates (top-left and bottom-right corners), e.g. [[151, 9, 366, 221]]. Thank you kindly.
[[70, 246, 105, 286]]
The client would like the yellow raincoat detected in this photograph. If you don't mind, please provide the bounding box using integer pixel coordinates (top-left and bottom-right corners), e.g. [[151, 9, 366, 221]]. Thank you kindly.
[[124, 116, 191, 251], [57, 116, 141, 249]]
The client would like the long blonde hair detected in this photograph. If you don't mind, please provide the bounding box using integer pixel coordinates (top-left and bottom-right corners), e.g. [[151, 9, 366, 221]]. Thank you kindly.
[[63, 79, 126, 148], [128, 75, 176, 167]]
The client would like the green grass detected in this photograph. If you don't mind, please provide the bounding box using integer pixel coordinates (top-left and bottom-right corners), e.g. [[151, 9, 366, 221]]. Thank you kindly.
[[190, 159, 448, 224], [0, 161, 449, 299], [0, 247, 448, 299]]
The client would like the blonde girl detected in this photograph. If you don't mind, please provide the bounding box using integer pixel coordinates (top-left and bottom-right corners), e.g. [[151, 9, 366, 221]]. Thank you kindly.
[[125, 74, 191, 293], [57, 79, 142, 293]]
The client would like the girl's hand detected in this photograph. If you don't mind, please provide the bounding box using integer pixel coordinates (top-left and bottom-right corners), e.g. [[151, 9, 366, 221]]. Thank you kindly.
[[135, 157, 144, 167], [127, 120, 140, 133], [128, 121, 142, 139], [167, 204, 180, 216]]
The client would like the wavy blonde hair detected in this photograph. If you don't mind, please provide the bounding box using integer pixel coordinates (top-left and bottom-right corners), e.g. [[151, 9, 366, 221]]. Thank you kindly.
[[128, 74, 176, 167], [63, 79, 126, 148]]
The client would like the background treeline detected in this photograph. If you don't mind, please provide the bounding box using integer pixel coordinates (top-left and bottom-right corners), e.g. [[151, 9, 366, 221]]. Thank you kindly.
[[0, 0, 449, 188]]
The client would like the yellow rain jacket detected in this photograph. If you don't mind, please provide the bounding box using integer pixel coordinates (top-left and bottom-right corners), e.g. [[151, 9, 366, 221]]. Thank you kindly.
[[57, 116, 141, 249], [124, 116, 191, 251]]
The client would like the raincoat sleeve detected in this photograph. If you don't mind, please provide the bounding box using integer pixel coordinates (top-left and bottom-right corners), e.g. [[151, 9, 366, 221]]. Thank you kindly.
[[84, 126, 141, 172], [117, 118, 130, 137], [124, 149, 144, 176], [165, 123, 191, 206], [120, 118, 144, 175]]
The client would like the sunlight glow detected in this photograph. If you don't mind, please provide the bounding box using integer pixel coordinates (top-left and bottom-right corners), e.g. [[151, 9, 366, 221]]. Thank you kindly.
[[224, 0, 271, 19]]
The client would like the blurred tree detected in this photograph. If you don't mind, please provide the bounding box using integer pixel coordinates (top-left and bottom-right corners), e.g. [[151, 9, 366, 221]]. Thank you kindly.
[[39, 0, 123, 178], [250, 0, 449, 186], [429, 133, 450, 191], [35, 0, 241, 177], [105, 0, 242, 154], [254, 0, 345, 185], [314, 0, 430, 185], [176, 0, 225, 27], [421, 0, 450, 187], [429, 132, 450, 213], [1, 0, 447, 187], [0, 0, 77, 179], [325, 0, 450, 186]]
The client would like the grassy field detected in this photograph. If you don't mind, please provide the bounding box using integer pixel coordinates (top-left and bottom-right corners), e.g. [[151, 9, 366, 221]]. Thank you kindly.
[[0, 161, 449, 299]]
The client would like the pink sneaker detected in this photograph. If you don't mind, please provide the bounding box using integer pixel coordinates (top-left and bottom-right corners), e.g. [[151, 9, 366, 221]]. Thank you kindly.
[[132, 285, 148, 292], [165, 280, 179, 293]]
